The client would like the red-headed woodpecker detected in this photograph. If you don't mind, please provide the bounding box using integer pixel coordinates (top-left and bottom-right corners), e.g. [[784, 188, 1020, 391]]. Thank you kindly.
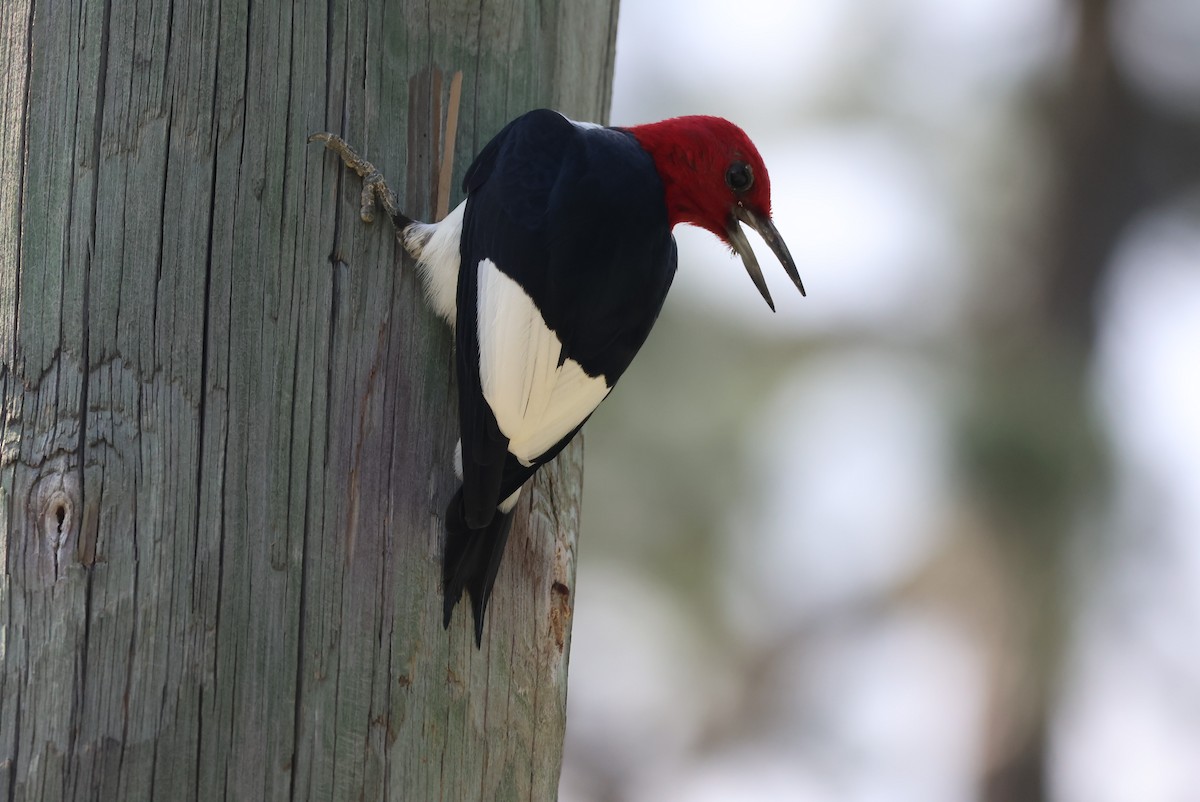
[[311, 108, 803, 645]]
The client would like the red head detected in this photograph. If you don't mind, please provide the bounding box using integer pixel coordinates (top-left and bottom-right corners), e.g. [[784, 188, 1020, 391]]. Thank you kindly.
[[627, 116, 805, 309]]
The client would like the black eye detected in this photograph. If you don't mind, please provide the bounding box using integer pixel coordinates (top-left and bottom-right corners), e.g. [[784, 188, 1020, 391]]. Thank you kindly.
[[725, 161, 754, 193]]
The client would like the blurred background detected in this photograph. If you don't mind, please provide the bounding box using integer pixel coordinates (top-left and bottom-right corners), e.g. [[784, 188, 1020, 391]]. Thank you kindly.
[[558, 1, 1200, 800]]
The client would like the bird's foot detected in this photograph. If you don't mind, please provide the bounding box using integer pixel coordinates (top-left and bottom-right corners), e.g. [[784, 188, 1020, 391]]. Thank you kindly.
[[308, 132, 404, 227]]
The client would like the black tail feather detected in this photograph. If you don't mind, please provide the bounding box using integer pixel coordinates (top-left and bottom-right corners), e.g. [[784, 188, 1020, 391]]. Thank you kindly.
[[443, 488, 514, 646]]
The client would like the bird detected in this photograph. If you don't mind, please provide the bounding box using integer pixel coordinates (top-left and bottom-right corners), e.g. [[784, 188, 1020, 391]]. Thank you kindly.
[[310, 108, 804, 646]]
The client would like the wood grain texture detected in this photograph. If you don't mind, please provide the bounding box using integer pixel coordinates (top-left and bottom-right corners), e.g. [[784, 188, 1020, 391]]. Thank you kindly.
[[0, 0, 618, 799]]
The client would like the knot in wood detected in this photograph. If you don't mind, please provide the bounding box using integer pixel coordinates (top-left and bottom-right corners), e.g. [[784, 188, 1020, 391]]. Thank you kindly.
[[29, 465, 82, 578]]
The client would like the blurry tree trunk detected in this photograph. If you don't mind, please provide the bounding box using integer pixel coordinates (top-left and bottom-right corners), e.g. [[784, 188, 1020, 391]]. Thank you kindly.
[[981, 1, 1200, 801], [974, 5, 1128, 802], [1045, 0, 1200, 347], [0, 1, 617, 799]]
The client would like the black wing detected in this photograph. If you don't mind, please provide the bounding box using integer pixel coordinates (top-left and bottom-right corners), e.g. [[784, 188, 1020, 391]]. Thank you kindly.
[[456, 109, 677, 527]]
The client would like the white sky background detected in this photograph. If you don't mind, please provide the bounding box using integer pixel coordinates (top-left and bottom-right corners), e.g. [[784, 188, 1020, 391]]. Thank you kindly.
[[562, 1, 1200, 801]]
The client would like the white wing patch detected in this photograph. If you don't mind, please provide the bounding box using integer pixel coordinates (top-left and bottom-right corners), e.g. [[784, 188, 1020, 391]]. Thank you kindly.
[[476, 259, 611, 466]]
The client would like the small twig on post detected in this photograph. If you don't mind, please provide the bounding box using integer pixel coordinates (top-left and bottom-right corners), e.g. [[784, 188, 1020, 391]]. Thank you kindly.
[[437, 71, 463, 221]]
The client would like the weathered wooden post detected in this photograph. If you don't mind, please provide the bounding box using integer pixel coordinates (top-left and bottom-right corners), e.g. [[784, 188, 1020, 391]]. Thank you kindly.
[[0, 1, 617, 799]]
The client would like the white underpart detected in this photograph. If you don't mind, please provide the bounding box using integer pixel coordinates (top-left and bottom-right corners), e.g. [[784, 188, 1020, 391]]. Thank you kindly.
[[476, 259, 611, 467], [403, 201, 464, 327], [499, 488, 521, 513]]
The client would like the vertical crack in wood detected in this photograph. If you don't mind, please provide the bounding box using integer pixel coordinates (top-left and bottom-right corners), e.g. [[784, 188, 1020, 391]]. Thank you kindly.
[[189, 2, 227, 792], [118, 479, 141, 789], [72, 0, 116, 777], [431, 68, 443, 218]]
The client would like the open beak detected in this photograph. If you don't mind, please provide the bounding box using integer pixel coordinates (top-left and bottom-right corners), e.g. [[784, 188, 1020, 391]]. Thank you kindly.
[[727, 205, 806, 312]]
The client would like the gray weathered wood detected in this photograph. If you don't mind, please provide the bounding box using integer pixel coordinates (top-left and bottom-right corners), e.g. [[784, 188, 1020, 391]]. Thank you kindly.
[[0, 1, 618, 799]]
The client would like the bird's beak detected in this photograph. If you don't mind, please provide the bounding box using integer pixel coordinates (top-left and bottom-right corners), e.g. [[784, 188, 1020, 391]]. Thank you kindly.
[[727, 205, 806, 312]]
